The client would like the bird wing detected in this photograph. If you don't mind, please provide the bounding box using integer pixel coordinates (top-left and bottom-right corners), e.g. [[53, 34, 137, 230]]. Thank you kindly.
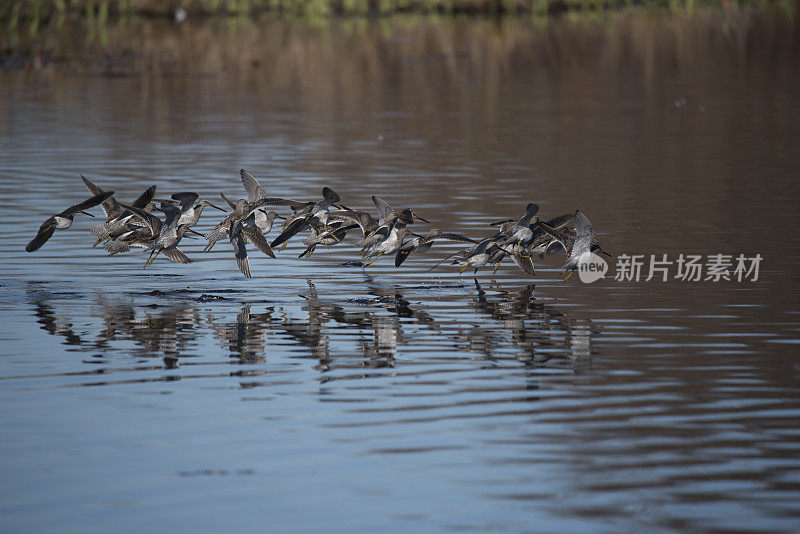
[[328, 209, 375, 236], [26, 220, 56, 252], [322, 187, 340, 204], [160, 203, 182, 228], [371, 196, 392, 221], [252, 197, 311, 210], [242, 225, 276, 258], [161, 247, 192, 264], [394, 241, 418, 267], [396, 232, 476, 267], [270, 216, 309, 248], [220, 192, 239, 210], [81, 176, 121, 218], [571, 210, 595, 259], [240, 169, 266, 202], [132, 185, 157, 210], [426, 232, 478, 245], [60, 191, 115, 218], [536, 220, 573, 255], [511, 253, 535, 276], [171, 192, 199, 213], [119, 202, 162, 236], [544, 212, 575, 230], [229, 224, 251, 278]]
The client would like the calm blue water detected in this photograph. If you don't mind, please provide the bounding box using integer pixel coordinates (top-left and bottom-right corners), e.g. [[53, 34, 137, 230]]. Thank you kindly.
[[1, 11, 800, 533]]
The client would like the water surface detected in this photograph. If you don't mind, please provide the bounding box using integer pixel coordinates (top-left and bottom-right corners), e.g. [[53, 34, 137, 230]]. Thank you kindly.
[[1, 8, 800, 533]]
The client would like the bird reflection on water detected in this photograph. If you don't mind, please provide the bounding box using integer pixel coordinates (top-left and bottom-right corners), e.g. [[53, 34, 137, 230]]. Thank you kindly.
[[28, 279, 599, 380]]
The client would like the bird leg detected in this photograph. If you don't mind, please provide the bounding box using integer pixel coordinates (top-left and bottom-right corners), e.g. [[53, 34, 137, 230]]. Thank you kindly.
[[325, 229, 342, 243], [363, 253, 383, 267], [299, 245, 316, 259]]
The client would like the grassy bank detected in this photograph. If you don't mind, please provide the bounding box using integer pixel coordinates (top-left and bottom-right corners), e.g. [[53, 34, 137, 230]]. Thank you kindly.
[[0, 0, 788, 24]]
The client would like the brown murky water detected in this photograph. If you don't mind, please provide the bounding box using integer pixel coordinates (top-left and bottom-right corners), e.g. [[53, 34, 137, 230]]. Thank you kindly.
[[1, 8, 800, 532]]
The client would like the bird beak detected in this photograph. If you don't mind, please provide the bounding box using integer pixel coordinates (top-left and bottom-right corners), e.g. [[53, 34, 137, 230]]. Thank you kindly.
[[187, 229, 204, 237], [80, 211, 95, 217], [415, 215, 430, 223], [207, 202, 227, 212], [600, 250, 612, 258]]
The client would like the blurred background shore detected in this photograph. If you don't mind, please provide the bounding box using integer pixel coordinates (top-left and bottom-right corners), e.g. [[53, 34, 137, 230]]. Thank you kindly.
[[2, 1, 797, 80]]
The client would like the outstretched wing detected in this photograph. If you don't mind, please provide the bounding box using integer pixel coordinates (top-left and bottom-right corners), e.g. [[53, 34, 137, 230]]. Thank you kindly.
[[60, 191, 115, 218], [132, 185, 157, 210], [511, 253, 535, 276], [242, 225, 276, 258], [161, 247, 192, 264], [252, 197, 311, 210], [372, 196, 393, 221], [536, 220, 573, 255], [427, 232, 478, 244], [81, 176, 120, 218], [571, 210, 595, 258], [328, 209, 375, 236], [394, 243, 416, 267], [220, 192, 239, 210], [240, 169, 266, 202], [270, 216, 309, 248], [322, 187, 340, 204], [119, 202, 162, 237], [229, 224, 251, 278], [26, 220, 56, 252], [171, 192, 199, 213], [543, 212, 574, 230]]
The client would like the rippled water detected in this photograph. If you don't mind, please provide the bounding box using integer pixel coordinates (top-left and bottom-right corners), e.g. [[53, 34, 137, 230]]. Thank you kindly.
[[2, 9, 800, 532]]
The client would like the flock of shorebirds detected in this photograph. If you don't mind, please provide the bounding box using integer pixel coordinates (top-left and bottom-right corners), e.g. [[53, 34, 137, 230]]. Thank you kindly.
[[26, 169, 610, 279]]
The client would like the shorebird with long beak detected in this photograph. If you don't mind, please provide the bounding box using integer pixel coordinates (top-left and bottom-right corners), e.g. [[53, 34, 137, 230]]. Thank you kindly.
[[446, 239, 500, 274], [26, 191, 115, 252], [394, 229, 477, 267], [81, 176, 157, 246], [269, 187, 345, 249], [480, 202, 540, 273], [228, 211, 277, 278], [298, 222, 359, 259], [326, 208, 379, 240], [498, 202, 540, 252], [361, 209, 415, 266], [237, 169, 287, 235], [119, 201, 202, 267], [168, 192, 227, 228], [371, 195, 430, 226], [205, 194, 300, 252], [354, 197, 426, 255], [537, 210, 611, 280]]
